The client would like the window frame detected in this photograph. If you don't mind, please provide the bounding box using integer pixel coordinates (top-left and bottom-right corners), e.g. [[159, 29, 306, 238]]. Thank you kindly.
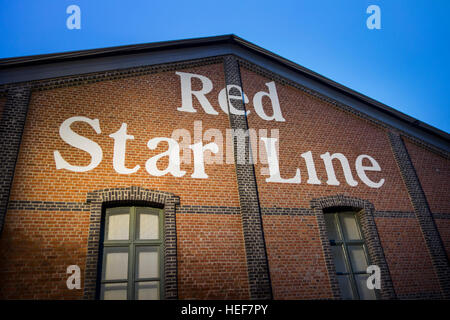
[[98, 205, 165, 300], [325, 210, 378, 300]]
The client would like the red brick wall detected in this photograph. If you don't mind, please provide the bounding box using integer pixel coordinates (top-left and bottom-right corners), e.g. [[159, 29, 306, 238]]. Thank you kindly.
[[0, 209, 89, 299], [176, 214, 249, 299], [403, 139, 450, 266], [240, 67, 413, 211], [262, 215, 333, 299], [435, 219, 450, 260], [239, 67, 439, 298], [9, 65, 239, 206], [0, 61, 446, 300], [404, 138, 450, 214], [375, 217, 440, 297], [0, 63, 248, 299]]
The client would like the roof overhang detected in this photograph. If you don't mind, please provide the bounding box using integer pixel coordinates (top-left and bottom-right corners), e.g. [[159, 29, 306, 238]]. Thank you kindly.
[[0, 34, 448, 151]]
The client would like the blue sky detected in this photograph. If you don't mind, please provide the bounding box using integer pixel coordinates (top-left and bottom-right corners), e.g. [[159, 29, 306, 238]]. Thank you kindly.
[[1, 0, 449, 133]]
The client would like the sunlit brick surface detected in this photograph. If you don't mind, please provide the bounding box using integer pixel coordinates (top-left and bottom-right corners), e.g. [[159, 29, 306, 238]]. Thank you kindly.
[[0, 57, 448, 300], [1, 63, 245, 299], [176, 213, 250, 299], [9, 64, 239, 206], [262, 215, 333, 299], [0, 209, 89, 299]]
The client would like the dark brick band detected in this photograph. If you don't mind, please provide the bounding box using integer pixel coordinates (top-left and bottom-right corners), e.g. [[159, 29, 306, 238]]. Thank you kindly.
[[373, 211, 416, 218], [262, 207, 316, 216], [83, 186, 179, 300], [223, 55, 272, 300], [397, 291, 442, 300], [7, 200, 90, 211], [0, 86, 31, 233], [388, 131, 450, 299], [262, 207, 418, 219], [433, 213, 450, 220], [7, 201, 242, 216], [311, 195, 396, 300], [177, 205, 240, 215]]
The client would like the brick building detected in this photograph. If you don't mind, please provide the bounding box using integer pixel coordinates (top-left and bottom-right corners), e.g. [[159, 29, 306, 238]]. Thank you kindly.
[[0, 35, 448, 300]]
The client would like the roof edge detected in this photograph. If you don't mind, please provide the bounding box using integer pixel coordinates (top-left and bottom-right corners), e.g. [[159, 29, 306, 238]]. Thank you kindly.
[[0, 34, 235, 67], [0, 34, 448, 144]]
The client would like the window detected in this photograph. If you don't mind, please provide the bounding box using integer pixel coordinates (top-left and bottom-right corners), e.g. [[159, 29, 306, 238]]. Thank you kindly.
[[99, 206, 164, 300], [324, 210, 376, 300]]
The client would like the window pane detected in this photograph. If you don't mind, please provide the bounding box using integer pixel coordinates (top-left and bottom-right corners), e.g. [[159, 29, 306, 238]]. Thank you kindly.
[[337, 275, 354, 300], [348, 245, 369, 273], [104, 248, 128, 280], [106, 208, 130, 240], [136, 281, 159, 300], [324, 214, 341, 240], [137, 208, 159, 240], [339, 212, 361, 240], [331, 245, 348, 273], [355, 274, 377, 300], [137, 247, 159, 279], [102, 283, 127, 300]]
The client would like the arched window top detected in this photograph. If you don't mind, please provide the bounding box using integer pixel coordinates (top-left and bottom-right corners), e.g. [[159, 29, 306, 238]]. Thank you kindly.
[[311, 194, 396, 300], [310, 194, 374, 212], [83, 187, 179, 300]]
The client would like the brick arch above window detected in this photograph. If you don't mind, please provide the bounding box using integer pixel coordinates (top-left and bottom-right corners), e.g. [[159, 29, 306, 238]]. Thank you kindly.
[[83, 186, 179, 300], [311, 194, 375, 212], [310, 194, 396, 300]]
